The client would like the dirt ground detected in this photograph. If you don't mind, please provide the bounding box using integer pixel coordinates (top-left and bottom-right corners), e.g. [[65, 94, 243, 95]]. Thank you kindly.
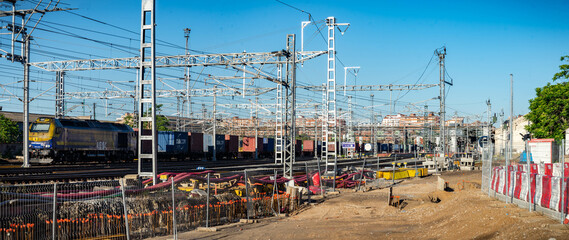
[[153, 170, 569, 240]]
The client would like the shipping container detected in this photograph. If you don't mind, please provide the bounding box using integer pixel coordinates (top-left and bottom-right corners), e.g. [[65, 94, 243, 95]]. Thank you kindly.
[[295, 140, 302, 155], [241, 136, 263, 152], [157, 131, 188, 154], [302, 140, 314, 152], [225, 135, 239, 153], [264, 138, 275, 152], [203, 134, 213, 152], [214, 134, 225, 153], [188, 132, 203, 153]]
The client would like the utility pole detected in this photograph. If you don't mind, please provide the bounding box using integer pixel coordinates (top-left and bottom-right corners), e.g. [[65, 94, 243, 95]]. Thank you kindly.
[[322, 17, 350, 181], [213, 86, 217, 161], [0, 1, 71, 168], [184, 28, 191, 130], [508, 74, 513, 167], [137, 0, 158, 184], [500, 108, 504, 157], [314, 105, 318, 159], [343, 67, 360, 96], [255, 96, 259, 160], [435, 46, 451, 173], [348, 96, 353, 158], [371, 94, 376, 156]]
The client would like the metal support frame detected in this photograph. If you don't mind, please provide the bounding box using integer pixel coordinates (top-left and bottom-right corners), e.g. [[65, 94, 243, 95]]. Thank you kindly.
[[322, 17, 349, 176], [60, 83, 438, 100], [275, 63, 284, 164], [436, 47, 446, 174], [371, 94, 376, 156], [137, 0, 158, 184], [55, 71, 65, 119], [28, 51, 326, 74], [22, 34, 30, 168], [0, 2, 69, 168], [283, 34, 296, 178]]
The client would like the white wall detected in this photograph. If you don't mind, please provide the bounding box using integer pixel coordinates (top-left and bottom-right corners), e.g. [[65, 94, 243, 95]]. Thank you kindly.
[[494, 115, 530, 156]]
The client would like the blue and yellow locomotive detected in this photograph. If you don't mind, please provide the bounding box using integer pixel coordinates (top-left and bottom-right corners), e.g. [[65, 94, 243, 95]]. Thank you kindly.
[[29, 117, 136, 163]]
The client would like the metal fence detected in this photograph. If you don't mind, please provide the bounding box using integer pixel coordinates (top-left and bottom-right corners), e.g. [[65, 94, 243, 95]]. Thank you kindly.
[[1, 158, 419, 239], [485, 140, 569, 224]]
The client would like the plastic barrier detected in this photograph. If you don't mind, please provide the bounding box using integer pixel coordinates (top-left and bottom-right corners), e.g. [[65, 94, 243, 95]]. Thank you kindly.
[[553, 163, 563, 177], [550, 177, 562, 211], [545, 163, 553, 176], [520, 173, 529, 201], [541, 176, 552, 208], [382, 170, 409, 180], [530, 164, 538, 174], [538, 163, 545, 175], [491, 167, 498, 191], [517, 165, 524, 172], [499, 169, 506, 194], [535, 174, 543, 205], [514, 172, 523, 199]]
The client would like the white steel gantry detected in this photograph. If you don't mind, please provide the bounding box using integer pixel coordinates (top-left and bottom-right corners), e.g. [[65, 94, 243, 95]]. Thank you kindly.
[[55, 71, 65, 119], [283, 34, 297, 178], [137, 0, 158, 184], [275, 63, 284, 165], [322, 17, 349, 179]]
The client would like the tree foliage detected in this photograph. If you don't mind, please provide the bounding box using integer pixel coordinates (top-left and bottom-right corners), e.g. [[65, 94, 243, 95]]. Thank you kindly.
[[123, 104, 170, 131], [526, 56, 569, 141], [0, 114, 20, 143], [553, 56, 569, 81]]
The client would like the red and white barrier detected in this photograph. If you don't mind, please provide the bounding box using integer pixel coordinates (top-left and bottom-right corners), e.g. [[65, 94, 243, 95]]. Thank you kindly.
[[530, 164, 538, 174], [499, 169, 506, 194], [490, 166, 569, 221], [542, 176, 552, 208], [550, 177, 562, 211], [545, 163, 553, 176], [535, 174, 543, 206], [553, 163, 563, 177], [491, 167, 498, 191], [520, 173, 529, 201], [538, 163, 545, 175], [514, 172, 523, 199]]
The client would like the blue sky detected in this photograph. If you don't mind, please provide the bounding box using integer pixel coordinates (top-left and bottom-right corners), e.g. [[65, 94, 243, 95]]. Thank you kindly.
[[1, 0, 568, 123]]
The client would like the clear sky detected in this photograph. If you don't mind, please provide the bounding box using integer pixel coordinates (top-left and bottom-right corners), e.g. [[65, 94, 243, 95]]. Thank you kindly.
[[1, 0, 568, 124]]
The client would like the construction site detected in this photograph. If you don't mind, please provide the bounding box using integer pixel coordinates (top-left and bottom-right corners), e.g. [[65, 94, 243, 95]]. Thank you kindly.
[[1, 0, 569, 239]]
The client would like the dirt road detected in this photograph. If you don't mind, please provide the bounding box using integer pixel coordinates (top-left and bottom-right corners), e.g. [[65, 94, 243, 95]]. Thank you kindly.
[[153, 170, 569, 240]]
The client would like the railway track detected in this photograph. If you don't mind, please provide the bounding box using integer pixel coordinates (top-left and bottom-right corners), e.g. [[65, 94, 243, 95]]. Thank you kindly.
[[0, 155, 424, 184]]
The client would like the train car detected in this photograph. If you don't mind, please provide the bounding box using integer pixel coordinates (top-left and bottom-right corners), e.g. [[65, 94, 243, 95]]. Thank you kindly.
[[29, 117, 136, 163], [225, 135, 239, 159], [136, 129, 190, 161], [188, 132, 204, 160], [157, 131, 188, 160], [302, 140, 314, 157], [262, 138, 275, 159], [240, 136, 263, 159]]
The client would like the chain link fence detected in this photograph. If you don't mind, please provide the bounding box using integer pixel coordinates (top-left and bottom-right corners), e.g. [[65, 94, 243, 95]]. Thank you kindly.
[[1, 157, 429, 239]]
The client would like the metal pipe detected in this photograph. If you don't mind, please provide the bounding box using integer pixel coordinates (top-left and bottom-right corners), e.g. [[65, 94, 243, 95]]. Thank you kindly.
[[121, 180, 131, 240], [206, 173, 210, 227], [52, 183, 57, 240], [171, 177, 177, 239]]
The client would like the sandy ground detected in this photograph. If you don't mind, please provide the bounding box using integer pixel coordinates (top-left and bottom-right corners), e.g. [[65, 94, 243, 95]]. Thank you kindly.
[[152, 170, 569, 240]]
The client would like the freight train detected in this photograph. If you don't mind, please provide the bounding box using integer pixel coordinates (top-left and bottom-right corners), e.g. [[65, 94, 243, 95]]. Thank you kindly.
[[28, 117, 416, 163], [29, 117, 137, 163]]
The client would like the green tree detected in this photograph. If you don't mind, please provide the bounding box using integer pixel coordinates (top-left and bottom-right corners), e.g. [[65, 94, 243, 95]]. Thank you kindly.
[[0, 114, 20, 143], [553, 56, 569, 81], [526, 56, 569, 141], [123, 104, 170, 131]]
